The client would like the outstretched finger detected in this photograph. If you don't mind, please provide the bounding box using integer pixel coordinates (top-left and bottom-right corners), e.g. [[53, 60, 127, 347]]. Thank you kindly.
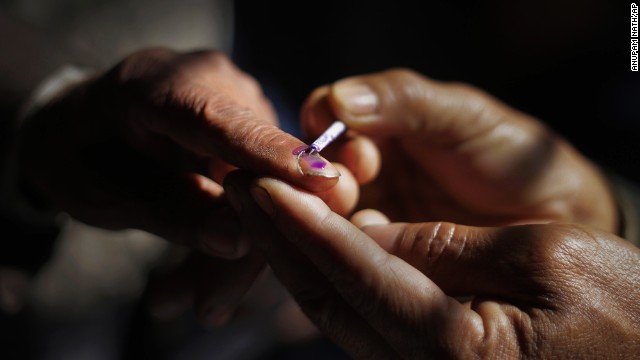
[[223, 171, 400, 359], [122, 50, 342, 193], [250, 178, 485, 358]]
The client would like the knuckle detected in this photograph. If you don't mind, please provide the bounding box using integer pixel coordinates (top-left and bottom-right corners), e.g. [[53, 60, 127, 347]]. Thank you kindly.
[[202, 98, 287, 162], [446, 81, 494, 112], [228, 116, 283, 149], [384, 68, 431, 96], [237, 72, 264, 97], [402, 222, 461, 265], [383, 67, 423, 83]]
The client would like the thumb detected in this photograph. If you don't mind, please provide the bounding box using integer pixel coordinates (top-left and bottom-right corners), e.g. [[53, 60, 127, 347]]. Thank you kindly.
[[319, 68, 541, 148]]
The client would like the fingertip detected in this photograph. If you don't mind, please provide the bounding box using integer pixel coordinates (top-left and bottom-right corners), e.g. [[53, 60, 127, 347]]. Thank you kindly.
[[317, 163, 359, 216], [252, 177, 288, 200], [296, 152, 341, 179], [330, 78, 379, 118], [252, 177, 330, 220], [350, 209, 390, 228], [359, 223, 408, 253], [337, 135, 380, 185], [328, 77, 382, 133]]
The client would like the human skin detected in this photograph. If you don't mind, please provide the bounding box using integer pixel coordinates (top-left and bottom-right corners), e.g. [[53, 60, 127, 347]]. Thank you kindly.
[[16, 49, 367, 322], [19, 48, 361, 259], [301, 69, 618, 233], [186, 68, 624, 324], [225, 175, 640, 359], [218, 69, 637, 356]]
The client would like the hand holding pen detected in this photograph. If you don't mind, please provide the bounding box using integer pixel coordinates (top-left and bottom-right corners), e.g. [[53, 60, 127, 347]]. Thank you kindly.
[[218, 68, 639, 358], [302, 69, 618, 233]]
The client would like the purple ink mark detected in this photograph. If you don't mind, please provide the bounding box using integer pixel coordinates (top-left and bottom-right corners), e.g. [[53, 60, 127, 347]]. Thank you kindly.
[[291, 121, 345, 177], [308, 155, 326, 169], [299, 151, 326, 169], [293, 145, 328, 175]]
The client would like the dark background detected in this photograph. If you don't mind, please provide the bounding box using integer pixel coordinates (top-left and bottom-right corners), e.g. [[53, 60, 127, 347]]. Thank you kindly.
[[234, 0, 640, 183]]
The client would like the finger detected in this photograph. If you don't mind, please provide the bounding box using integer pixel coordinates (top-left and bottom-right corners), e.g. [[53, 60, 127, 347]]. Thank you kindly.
[[133, 173, 247, 259], [51, 154, 245, 259], [206, 154, 237, 185], [147, 100, 340, 192], [323, 69, 543, 148], [194, 250, 266, 326], [301, 70, 549, 179], [132, 51, 340, 193], [250, 178, 483, 358], [350, 209, 390, 228], [314, 163, 359, 216], [258, 229, 400, 360], [335, 136, 380, 185], [301, 87, 381, 185], [223, 172, 400, 359], [303, 69, 574, 221]]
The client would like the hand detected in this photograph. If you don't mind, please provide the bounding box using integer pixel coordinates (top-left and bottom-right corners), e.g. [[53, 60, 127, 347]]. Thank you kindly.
[[19, 48, 359, 259], [302, 69, 618, 232], [226, 176, 640, 359], [147, 163, 357, 323]]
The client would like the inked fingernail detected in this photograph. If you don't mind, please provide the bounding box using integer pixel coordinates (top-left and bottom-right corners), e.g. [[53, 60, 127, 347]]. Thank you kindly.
[[251, 186, 275, 217], [333, 82, 378, 116], [296, 151, 341, 178]]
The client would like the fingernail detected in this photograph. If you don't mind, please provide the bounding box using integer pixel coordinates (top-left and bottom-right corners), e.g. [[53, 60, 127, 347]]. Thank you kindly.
[[333, 82, 378, 116], [251, 186, 275, 217], [296, 152, 341, 178]]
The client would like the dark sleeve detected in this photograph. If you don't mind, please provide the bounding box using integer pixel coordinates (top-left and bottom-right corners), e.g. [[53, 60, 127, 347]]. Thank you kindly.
[[0, 66, 91, 274], [0, 103, 60, 275], [0, 117, 60, 275]]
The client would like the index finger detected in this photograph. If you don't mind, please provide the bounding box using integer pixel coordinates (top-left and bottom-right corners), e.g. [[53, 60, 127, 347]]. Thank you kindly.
[[115, 49, 341, 193], [250, 177, 484, 358], [143, 90, 341, 192]]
